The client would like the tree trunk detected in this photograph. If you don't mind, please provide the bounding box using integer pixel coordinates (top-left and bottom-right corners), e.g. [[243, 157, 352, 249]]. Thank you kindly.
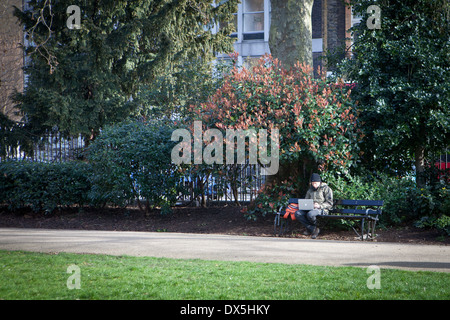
[[267, 0, 315, 195], [322, 0, 328, 71], [269, 0, 314, 69], [265, 157, 318, 197], [415, 145, 426, 188]]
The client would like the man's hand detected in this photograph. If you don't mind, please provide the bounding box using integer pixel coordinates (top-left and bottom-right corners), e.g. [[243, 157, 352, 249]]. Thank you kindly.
[[314, 202, 321, 209]]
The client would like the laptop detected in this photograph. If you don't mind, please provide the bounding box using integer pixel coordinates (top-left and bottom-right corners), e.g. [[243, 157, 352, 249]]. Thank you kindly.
[[298, 199, 315, 211]]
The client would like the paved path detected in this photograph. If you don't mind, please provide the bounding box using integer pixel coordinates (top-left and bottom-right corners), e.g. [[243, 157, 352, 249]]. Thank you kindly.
[[0, 228, 449, 272]]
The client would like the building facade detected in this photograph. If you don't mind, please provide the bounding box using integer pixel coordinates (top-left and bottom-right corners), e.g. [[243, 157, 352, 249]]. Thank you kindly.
[[217, 0, 355, 73]]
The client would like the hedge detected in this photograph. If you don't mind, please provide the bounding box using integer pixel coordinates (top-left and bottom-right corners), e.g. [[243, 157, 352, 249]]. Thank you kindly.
[[0, 120, 184, 214], [0, 160, 92, 213]]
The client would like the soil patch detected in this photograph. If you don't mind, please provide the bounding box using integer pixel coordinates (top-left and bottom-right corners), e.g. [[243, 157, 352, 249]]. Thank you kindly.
[[0, 205, 448, 245]]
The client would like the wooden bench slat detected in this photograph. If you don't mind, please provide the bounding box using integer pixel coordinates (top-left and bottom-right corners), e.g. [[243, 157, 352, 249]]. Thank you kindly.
[[336, 199, 384, 206], [331, 208, 382, 215], [319, 215, 379, 220]]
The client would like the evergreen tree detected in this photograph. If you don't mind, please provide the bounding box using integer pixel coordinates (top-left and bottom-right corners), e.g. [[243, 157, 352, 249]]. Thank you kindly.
[[339, 0, 449, 184], [13, 0, 238, 141]]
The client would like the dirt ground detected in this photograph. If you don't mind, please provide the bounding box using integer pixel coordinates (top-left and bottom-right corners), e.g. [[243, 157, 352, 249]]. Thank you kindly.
[[0, 205, 448, 245]]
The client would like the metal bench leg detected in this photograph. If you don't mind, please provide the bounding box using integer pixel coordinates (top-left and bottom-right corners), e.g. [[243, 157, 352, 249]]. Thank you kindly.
[[281, 218, 289, 235], [361, 218, 366, 241], [274, 214, 281, 236], [274, 214, 289, 236], [369, 219, 378, 240], [349, 224, 361, 239], [363, 218, 377, 240]]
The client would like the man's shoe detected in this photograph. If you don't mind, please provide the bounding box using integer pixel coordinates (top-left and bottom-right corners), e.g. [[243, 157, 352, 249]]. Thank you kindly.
[[302, 229, 311, 236], [311, 227, 320, 239]]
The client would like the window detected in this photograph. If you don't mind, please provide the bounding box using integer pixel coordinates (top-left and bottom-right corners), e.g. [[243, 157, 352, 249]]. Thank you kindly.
[[215, 0, 270, 63], [243, 0, 264, 39]]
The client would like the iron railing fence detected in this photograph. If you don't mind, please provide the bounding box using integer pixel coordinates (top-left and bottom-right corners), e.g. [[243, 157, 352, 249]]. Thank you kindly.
[[0, 132, 266, 204], [2, 133, 447, 205], [176, 164, 266, 205], [0, 132, 85, 163]]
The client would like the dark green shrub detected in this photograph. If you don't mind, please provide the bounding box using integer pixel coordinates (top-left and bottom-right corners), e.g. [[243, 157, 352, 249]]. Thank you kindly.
[[415, 215, 450, 236], [87, 120, 183, 213], [328, 174, 427, 226], [0, 160, 92, 213], [328, 173, 449, 231]]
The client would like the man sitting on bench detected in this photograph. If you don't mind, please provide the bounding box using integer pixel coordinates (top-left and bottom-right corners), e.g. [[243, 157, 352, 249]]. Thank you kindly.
[[295, 173, 333, 239]]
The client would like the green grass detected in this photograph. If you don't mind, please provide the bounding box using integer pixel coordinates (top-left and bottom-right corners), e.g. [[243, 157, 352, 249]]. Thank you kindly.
[[0, 250, 449, 300]]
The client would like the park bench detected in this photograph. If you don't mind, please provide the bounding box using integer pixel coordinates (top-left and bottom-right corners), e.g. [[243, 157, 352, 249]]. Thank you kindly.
[[274, 198, 384, 240]]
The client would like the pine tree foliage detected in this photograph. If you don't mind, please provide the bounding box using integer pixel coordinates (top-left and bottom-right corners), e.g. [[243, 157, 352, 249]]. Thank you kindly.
[[13, 0, 238, 140]]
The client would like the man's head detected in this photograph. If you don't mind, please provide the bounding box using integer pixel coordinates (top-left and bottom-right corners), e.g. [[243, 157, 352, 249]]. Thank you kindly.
[[310, 173, 321, 190]]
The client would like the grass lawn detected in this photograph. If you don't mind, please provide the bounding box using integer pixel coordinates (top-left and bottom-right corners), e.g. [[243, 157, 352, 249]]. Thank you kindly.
[[0, 250, 449, 300]]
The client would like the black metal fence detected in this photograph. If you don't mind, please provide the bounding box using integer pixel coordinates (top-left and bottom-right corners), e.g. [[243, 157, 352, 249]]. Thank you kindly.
[[177, 164, 266, 205], [0, 133, 85, 162], [0, 132, 266, 204], [2, 133, 447, 205]]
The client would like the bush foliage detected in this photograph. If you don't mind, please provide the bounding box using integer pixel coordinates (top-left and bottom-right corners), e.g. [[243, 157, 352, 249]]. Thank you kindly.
[[0, 160, 91, 213], [327, 172, 450, 232], [192, 55, 361, 181], [87, 120, 184, 214], [0, 120, 185, 214], [0, 142, 448, 234]]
